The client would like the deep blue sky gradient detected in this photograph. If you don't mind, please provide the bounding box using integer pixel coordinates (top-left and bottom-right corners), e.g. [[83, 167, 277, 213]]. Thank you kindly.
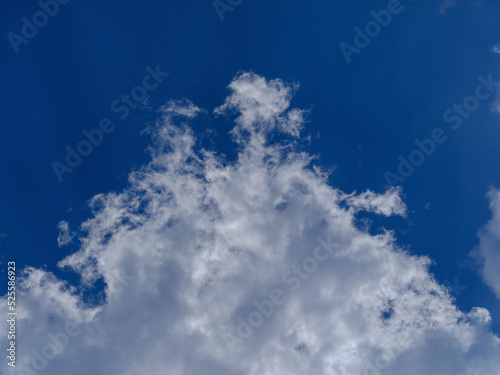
[[1, 0, 500, 330]]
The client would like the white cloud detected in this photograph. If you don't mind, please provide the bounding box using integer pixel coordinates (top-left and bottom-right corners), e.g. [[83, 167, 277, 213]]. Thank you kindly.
[[56, 221, 75, 248], [2, 72, 500, 375], [486, 50, 500, 114], [471, 188, 500, 300], [342, 187, 407, 217], [214, 71, 305, 139]]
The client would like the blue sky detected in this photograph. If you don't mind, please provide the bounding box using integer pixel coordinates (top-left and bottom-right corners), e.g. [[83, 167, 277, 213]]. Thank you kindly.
[[2, 0, 500, 374]]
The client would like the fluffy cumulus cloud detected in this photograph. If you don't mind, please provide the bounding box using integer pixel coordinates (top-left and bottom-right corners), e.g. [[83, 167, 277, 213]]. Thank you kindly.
[[471, 188, 500, 300], [2, 72, 500, 375]]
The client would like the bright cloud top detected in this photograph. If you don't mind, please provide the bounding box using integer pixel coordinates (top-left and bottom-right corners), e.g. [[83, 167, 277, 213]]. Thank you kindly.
[[2, 72, 500, 375]]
